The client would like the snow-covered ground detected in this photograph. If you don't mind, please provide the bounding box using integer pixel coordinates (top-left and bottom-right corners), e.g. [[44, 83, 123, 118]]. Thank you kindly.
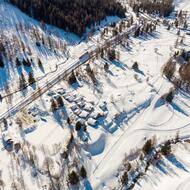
[[0, 0, 190, 190]]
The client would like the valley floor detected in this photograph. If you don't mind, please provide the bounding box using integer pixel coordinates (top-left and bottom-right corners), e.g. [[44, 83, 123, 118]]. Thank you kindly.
[[0, 0, 190, 190]]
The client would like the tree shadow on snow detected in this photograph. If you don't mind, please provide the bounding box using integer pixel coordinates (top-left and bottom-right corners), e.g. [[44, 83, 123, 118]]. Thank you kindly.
[[170, 102, 189, 117], [84, 179, 93, 190], [0, 67, 10, 91], [166, 154, 189, 172], [138, 31, 161, 41], [112, 60, 127, 71], [53, 110, 64, 127], [156, 159, 169, 175], [154, 98, 165, 109], [134, 68, 145, 76]]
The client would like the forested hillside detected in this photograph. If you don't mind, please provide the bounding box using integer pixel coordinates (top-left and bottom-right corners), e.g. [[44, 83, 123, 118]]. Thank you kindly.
[[129, 0, 174, 17], [9, 0, 126, 36]]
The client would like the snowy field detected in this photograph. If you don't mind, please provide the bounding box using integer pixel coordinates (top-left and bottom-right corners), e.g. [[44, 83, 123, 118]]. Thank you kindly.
[[0, 0, 190, 190]]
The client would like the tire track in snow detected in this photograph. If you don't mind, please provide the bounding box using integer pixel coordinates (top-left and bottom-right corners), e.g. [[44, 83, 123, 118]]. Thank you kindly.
[[91, 76, 165, 176]]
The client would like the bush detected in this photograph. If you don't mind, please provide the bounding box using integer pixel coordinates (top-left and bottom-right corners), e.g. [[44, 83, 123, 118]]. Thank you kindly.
[[68, 171, 79, 185]]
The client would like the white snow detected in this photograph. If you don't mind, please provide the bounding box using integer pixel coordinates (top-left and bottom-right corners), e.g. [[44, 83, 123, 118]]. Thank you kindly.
[[0, 0, 190, 190]]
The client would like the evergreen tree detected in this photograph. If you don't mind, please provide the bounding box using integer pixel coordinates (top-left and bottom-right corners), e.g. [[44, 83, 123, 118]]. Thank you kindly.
[[104, 62, 109, 72], [19, 73, 27, 90], [80, 166, 87, 179], [108, 49, 116, 61], [38, 58, 43, 68], [134, 27, 141, 37], [132, 62, 139, 70], [161, 140, 171, 156], [0, 57, 4, 68], [121, 171, 128, 186], [75, 121, 82, 131], [143, 139, 153, 155], [51, 99, 57, 112], [22, 58, 28, 67], [68, 171, 79, 185], [9, 0, 126, 36], [57, 96, 64, 107], [28, 72, 36, 85], [165, 91, 174, 103], [16, 57, 21, 67]]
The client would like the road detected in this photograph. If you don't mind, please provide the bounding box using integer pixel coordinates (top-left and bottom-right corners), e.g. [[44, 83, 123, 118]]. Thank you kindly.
[[0, 19, 138, 123]]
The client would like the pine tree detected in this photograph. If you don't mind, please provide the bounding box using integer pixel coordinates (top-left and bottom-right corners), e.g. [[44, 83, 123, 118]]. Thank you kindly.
[[51, 99, 57, 112], [75, 121, 82, 131], [132, 62, 139, 70], [121, 171, 128, 186], [165, 91, 174, 103], [134, 27, 141, 37], [67, 117, 71, 125], [80, 166, 87, 179], [68, 71, 77, 84], [28, 72, 36, 85], [19, 73, 27, 90], [16, 57, 21, 67], [26, 58, 31, 67], [22, 58, 28, 67], [68, 171, 79, 185], [0, 57, 4, 68], [104, 62, 109, 72], [108, 49, 116, 61], [161, 140, 171, 156], [38, 58, 43, 68], [143, 139, 153, 155], [57, 96, 64, 107]]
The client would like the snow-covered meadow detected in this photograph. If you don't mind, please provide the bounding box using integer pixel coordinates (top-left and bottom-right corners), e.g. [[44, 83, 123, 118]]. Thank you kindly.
[[0, 0, 190, 190]]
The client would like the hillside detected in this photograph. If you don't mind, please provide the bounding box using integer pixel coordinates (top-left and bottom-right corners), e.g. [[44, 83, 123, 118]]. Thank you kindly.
[[9, 0, 126, 36], [0, 0, 190, 190]]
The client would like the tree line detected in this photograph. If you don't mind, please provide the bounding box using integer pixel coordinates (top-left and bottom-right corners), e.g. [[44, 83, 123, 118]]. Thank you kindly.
[[129, 0, 174, 17], [9, 0, 126, 36]]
